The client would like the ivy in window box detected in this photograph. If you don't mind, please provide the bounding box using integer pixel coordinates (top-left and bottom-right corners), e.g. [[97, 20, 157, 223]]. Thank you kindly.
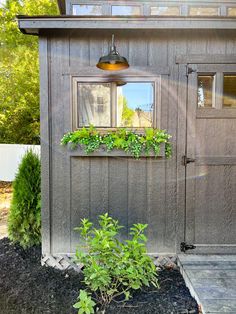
[[61, 126, 172, 159]]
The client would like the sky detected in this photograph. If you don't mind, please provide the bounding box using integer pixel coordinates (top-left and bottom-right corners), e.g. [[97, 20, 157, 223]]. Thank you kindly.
[[119, 83, 154, 111]]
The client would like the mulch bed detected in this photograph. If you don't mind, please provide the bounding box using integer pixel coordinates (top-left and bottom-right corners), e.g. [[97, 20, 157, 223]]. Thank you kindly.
[[0, 238, 198, 314]]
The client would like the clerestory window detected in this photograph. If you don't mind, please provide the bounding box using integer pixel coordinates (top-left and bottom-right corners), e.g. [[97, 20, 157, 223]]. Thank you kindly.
[[72, 4, 102, 15]]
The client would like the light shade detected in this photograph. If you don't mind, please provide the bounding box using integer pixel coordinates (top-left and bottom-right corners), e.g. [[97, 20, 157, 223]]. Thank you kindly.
[[96, 35, 129, 71]]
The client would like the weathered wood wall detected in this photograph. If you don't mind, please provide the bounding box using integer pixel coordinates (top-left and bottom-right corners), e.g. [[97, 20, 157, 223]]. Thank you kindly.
[[40, 29, 236, 255]]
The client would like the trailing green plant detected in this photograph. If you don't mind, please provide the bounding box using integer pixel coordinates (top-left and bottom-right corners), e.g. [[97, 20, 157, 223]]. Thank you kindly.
[[73, 213, 159, 314], [8, 149, 41, 248], [61, 126, 172, 159]]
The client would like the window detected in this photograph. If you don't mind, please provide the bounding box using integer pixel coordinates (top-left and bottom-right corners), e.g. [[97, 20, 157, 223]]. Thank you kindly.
[[223, 75, 236, 108], [74, 80, 155, 128], [189, 7, 219, 16], [72, 4, 102, 15], [111, 5, 141, 16], [150, 6, 180, 16], [198, 75, 215, 108], [228, 8, 236, 17]]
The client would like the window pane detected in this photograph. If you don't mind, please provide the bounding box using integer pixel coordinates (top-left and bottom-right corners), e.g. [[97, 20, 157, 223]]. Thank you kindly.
[[228, 8, 236, 16], [198, 76, 215, 108], [78, 83, 111, 127], [150, 6, 180, 16], [112, 6, 141, 16], [117, 83, 154, 127], [72, 5, 102, 15], [189, 7, 219, 16], [223, 75, 236, 108]]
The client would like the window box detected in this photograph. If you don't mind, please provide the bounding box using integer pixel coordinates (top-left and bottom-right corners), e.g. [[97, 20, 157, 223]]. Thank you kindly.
[[67, 143, 166, 158], [61, 127, 171, 159]]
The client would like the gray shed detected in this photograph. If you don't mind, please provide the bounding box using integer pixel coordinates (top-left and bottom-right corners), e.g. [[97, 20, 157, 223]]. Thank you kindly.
[[18, 0, 236, 268]]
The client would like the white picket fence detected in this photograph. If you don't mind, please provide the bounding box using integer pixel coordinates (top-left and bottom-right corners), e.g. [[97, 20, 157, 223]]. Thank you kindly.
[[0, 144, 40, 182]]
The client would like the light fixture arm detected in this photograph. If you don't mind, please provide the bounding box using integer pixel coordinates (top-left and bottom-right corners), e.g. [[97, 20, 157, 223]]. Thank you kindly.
[[111, 34, 117, 53]]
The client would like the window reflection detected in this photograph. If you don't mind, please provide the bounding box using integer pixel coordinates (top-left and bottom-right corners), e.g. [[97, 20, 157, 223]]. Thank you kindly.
[[189, 7, 219, 16], [117, 83, 154, 127], [112, 5, 141, 16], [72, 5, 102, 15], [228, 8, 236, 16], [150, 6, 180, 16], [198, 76, 215, 108], [223, 75, 236, 108], [78, 83, 111, 127]]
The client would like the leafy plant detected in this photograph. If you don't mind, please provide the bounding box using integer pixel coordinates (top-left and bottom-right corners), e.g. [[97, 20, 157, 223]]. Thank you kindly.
[[8, 149, 41, 248], [61, 126, 172, 159], [73, 290, 96, 314], [73, 214, 159, 313]]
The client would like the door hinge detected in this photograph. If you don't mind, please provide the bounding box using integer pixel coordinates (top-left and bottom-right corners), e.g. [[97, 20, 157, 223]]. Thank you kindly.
[[186, 66, 197, 76], [182, 155, 195, 166], [180, 242, 196, 252]]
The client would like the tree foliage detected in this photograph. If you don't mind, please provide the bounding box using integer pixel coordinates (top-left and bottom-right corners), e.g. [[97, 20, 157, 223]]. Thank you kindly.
[[8, 149, 41, 248], [118, 95, 135, 127], [0, 0, 58, 144]]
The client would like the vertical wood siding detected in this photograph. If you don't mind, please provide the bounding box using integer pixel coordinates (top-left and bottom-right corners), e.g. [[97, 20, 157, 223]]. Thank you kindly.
[[70, 157, 166, 253], [41, 30, 236, 255]]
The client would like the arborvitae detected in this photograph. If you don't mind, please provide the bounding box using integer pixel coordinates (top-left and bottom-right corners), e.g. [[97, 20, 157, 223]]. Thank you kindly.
[[8, 149, 41, 248]]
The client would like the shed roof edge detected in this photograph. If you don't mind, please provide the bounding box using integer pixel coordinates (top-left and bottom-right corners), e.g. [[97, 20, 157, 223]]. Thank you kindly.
[[17, 15, 236, 35]]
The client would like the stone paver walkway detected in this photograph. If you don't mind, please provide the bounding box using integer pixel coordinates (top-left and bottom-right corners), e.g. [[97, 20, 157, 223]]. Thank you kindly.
[[178, 255, 236, 314]]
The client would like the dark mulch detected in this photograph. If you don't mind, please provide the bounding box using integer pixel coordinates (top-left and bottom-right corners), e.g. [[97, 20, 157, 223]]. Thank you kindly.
[[0, 238, 198, 314]]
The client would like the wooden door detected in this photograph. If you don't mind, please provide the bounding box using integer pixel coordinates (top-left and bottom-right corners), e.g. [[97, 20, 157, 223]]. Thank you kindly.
[[185, 64, 236, 254]]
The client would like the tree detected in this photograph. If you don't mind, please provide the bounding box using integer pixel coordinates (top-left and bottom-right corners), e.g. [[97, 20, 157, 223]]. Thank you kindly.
[[0, 0, 58, 144], [118, 95, 135, 127]]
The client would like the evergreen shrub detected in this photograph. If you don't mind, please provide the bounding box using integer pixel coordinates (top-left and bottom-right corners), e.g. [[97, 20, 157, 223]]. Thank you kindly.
[[8, 149, 41, 248]]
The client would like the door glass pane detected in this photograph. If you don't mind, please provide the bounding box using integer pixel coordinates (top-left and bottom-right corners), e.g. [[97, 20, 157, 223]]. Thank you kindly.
[[72, 5, 102, 15], [78, 83, 111, 127], [198, 75, 215, 108], [150, 6, 180, 16], [112, 6, 141, 16], [117, 82, 154, 127], [223, 75, 236, 108], [189, 7, 219, 16]]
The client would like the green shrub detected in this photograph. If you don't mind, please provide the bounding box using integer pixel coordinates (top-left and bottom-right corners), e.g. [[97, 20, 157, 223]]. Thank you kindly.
[[74, 213, 159, 314], [73, 290, 96, 314], [8, 149, 41, 248]]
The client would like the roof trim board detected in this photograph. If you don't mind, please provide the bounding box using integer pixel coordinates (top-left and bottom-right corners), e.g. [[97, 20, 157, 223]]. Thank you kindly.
[[17, 15, 236, 35]]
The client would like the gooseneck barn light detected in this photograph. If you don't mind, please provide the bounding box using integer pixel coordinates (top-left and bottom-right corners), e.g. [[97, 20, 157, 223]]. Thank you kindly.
[[96, 35, 129, 71]]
